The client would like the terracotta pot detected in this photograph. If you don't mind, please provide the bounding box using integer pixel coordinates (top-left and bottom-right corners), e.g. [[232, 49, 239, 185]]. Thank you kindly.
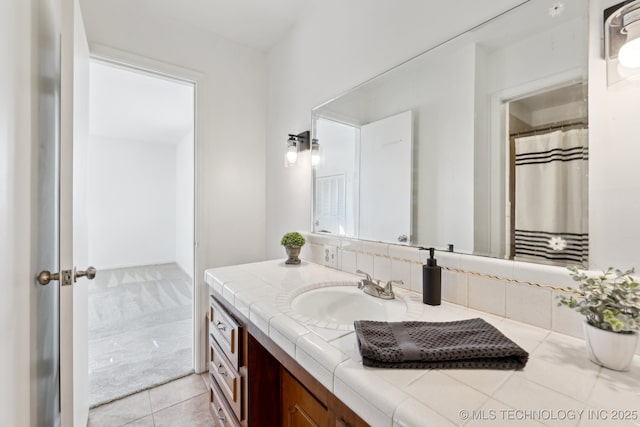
[[583, 321, 638, 371], [285, 246, 302, 265]]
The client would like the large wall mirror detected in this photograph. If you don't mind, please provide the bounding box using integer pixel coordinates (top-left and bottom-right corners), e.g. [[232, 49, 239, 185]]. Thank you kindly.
[[311, 0, 589, 267]]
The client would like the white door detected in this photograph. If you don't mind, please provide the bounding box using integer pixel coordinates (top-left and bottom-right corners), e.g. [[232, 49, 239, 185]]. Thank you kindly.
[[33, 0, 62, 425], [59, 0, 91, 425], [35, 0, 91, 424], [359, 111, 413, 244]]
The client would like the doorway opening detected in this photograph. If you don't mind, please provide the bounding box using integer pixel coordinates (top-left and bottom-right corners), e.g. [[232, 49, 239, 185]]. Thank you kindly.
[[86, 59, 195, 407], [505, 82, 588, 266]]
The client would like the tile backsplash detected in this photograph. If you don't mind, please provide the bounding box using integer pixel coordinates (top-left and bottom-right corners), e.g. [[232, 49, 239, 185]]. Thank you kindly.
[[299, 232, 640, 356]]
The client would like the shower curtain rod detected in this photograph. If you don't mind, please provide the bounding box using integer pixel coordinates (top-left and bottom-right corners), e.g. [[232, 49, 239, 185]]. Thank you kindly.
[[510, 121, 588, 138]]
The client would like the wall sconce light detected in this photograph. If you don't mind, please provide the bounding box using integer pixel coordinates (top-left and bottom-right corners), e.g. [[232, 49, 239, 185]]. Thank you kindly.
[[605, 0, 640, 85], [284, 131, 310, 167], [311, 139, 320, 167]]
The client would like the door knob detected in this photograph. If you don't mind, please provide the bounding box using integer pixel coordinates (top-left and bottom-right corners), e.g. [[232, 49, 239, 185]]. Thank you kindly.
[[37, 266, 97, 286], [37, 270, 61, 286], [75, 266, 97, 281]]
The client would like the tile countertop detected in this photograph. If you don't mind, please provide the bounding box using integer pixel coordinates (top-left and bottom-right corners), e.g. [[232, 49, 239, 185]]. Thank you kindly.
[[205, 260, 640, 427]]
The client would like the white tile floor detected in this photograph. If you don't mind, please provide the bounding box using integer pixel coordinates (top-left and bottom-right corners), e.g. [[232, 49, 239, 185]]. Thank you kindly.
[[88, 264, 193, 407], [88, 374, 213, 427]]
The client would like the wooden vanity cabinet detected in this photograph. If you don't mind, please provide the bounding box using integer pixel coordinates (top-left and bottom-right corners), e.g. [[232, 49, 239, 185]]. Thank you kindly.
[[280, 366, 368, 427], [207, 296, 246, 426], [281, 368, 328, 427], [208, 293, 368, 427]]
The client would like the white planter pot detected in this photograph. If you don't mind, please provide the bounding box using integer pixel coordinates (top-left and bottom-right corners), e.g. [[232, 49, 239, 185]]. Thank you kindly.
[[583, 321, 638, 371]]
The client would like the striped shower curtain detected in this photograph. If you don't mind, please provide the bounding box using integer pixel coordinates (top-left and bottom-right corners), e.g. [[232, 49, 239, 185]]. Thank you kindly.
[[514, 128, 588, 265]]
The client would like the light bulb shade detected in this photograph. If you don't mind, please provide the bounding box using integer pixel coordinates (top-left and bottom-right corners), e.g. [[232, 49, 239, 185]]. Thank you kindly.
[[311, 139, 320, 167], [285, 134, 298, 165], [619, 24, 640, 68], [617, 61, 640, 79], [605, 0, 640, 85], [284, 131, 310, 167], [286, 145, 298, 163]]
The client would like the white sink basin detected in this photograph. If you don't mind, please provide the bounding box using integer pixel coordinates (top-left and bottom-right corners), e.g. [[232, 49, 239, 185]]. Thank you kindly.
[[277, 281, 423, 330], [291, 286, 407, 325]]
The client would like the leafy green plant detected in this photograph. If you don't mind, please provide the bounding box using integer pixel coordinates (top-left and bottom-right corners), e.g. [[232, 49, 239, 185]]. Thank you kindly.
[[280, 231, 305, 248], [558, 266, 640, 333]]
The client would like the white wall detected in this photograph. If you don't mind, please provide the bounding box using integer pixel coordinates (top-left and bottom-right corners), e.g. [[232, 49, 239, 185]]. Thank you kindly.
[[87, 130, 195, 275], [410, 45, 475, 251], [87, 136, 177, 269], [265, 0, 529, 259], [176, 130, 194, 277], [589, 0, 640, 270], [1, 0, 34, 425], [485, 15, 587, 93], [80, 0, 267, 273]]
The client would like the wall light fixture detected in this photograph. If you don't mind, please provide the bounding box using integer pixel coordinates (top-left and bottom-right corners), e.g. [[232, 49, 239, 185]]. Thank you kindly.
[[605, 0, 640, 85], [284, 131, 310, 167], [311, 139, 320, 167]]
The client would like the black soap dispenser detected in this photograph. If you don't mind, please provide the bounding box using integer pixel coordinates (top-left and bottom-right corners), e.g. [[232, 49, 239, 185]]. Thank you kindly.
[[423, 247, 442, 305]]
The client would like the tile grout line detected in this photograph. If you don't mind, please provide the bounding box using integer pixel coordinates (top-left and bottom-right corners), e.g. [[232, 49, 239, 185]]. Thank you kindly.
[[90, 375, 213, 426], [150, 390, 210, 416]]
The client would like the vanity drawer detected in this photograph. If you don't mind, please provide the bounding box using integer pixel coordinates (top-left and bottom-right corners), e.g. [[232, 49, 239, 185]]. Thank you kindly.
[[210, 339, 241, 420], [209, 297, 242, 370], [209, 381, 241, 427]]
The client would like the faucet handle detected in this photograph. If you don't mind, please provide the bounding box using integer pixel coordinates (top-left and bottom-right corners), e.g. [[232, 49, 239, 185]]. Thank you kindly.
[[386, 279, 403, 288], [356, 269, 373, 281], [384, 279, 403, 293]]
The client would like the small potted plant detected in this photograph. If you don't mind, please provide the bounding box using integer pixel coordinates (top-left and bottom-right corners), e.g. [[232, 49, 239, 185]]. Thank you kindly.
[[558, 266, 640, 371], [281, 231, 306, 265]]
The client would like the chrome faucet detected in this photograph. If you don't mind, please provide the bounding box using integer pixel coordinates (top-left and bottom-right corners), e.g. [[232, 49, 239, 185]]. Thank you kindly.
[[356, 269, 402, 300]]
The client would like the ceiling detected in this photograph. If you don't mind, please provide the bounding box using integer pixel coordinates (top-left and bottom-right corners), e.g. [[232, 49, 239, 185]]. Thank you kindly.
[[137, 0, 311, 51], [87, 0, 306, 141], [89, 61, 194, 144]]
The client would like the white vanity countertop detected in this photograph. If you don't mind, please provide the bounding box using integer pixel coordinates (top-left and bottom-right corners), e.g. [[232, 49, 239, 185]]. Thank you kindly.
[[205, 260, 640, 427]]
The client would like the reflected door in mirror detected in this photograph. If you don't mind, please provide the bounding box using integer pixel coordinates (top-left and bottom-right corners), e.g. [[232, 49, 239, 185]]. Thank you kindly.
[[359, 111, 412, 244]]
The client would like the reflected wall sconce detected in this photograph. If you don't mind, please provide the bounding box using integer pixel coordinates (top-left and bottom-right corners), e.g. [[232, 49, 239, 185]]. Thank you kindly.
[[284, 130, 310, 167], [605, 0, 640, 85], [311, 139, 320, 167]]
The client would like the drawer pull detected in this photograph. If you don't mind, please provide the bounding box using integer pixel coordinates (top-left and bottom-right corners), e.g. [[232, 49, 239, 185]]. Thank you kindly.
[[216, 407, 226, 421], [216, 320, 227, 331], [216, 363, 227, 376], [337, 419, 349, 427]]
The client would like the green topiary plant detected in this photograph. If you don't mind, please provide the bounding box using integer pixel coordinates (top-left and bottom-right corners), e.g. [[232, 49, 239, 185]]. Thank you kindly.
[[558, 266, 640, 333], [280, 231, 306, 248]]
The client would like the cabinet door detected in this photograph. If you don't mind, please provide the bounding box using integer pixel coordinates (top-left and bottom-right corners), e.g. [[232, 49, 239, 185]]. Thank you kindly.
[[281, 369, 328, 427], [329, 400, 369, 427], [331, 411, 369, 427]]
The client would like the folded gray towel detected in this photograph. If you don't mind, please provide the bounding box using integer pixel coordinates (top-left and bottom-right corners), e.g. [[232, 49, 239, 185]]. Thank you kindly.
[[354, 318, 528, 369]]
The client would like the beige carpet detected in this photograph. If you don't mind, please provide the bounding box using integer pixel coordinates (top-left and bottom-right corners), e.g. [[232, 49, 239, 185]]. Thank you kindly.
[[88, 263, 193, 407]]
